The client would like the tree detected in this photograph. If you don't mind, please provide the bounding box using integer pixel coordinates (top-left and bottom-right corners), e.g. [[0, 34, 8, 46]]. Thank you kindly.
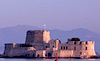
[[71, 38, 80, 41]]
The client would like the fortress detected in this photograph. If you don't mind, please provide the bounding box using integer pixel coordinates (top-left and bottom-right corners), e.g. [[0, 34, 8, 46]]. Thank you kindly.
[[3, 30, 96, 58]]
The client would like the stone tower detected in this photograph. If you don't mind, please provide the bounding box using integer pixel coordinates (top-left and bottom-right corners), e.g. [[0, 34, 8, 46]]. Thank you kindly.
[[25, 30, 50, 44]]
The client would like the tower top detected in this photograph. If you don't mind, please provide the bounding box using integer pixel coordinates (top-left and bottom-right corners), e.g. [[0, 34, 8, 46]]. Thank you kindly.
[[25, 30, 50, 44]]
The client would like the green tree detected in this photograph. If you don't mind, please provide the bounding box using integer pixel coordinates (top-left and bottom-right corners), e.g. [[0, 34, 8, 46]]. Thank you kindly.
[[71, 38, 80, 41]]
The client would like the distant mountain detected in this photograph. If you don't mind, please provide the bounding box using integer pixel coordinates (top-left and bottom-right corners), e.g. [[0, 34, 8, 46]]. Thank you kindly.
[[0, 25, 100, 54]]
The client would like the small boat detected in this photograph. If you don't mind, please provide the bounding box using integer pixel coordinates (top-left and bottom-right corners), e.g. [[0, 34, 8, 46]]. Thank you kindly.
[[55, 53, 59, 61]]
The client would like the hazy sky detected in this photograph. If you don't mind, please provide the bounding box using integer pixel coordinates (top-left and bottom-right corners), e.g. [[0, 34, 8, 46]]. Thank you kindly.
[[0, 0, 100, 34]]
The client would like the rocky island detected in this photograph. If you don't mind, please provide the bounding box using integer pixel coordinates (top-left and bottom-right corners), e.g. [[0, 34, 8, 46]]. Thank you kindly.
[[2, 30, 97, 58]]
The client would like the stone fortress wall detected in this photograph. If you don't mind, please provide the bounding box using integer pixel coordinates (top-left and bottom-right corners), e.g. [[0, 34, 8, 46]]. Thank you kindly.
[[3, 30, 96, 58], [58, 41, 96, 57], [25, 30, 50, 44]]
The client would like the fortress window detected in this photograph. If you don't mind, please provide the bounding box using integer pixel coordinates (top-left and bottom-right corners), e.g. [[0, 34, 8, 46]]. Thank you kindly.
[[74, 42, 76, 44], [66, 47, 68, 50], [37, 54, 40, 57], [20, 44, 32, 47], [86, 42, 88, 44], [33, 54, 35, 57], [45, 54, 47, 56], [46, 46, 48, 48], [48, 53, 52, 57], [64, 47, 65, 50], [61, 47, 62, 50], [80, 52, 82, 55], [66, 42, 68, 44], [74, 47, 76, 50], [80, 42, 81, 44], [86, 47, 87, 50]]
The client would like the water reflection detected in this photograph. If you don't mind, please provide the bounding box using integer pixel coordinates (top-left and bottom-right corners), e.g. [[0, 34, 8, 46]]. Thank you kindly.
[[0, 58, 99, 61]]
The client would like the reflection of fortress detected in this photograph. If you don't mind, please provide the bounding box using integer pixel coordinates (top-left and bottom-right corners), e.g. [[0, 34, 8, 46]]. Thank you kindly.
[[4, 30, 96, 58]]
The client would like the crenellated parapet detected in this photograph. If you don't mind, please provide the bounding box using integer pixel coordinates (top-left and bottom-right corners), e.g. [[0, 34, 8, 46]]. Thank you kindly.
[[66, 41, 94, 45]]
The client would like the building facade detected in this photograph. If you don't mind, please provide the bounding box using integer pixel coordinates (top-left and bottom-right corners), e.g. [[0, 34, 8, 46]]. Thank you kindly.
[[4, 30, 96, 57]]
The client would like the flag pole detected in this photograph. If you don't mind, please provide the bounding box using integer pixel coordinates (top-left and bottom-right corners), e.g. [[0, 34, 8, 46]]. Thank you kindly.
[[43, 24, 46, 30]]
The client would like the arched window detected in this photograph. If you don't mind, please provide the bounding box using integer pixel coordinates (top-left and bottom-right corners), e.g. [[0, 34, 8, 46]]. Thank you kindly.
[[46, 46, 48, 48], [45, 54, 47, 56], [48, 53, 51, 57], [64, 47, 65, 50], [66, 47, 68, 50], [86, 42, 88, 44], [37, 54, 40, 57], [80, 42, 81, 44], [86, 47, 87, 50], [33, 54, 35, 57], [61, 46, 62, 50], [74, 42, 76, 44]]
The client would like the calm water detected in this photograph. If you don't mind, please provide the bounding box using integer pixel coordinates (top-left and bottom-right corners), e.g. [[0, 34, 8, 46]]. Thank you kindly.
[[0, 58, 100, 61]]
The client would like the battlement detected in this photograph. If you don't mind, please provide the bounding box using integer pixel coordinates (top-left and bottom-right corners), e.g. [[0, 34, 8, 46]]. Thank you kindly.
[[5, 43, 16, 48], [27, 30, 49, 35], [67, 41, 94, 45], [86, 41, 94, 44], [80, 41, 94, 45], [28, 30, 49, 32]]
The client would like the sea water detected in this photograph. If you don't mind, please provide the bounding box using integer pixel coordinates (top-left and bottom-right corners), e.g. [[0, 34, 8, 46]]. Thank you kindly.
[[0, 58, 100, 61]]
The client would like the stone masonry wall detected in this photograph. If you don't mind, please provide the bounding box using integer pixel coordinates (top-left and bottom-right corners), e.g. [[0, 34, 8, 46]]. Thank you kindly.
[[59, 41, 96, 57], [36, 50, 46, 57], [52, 50, 73, 57], [25, 30, 50, 44], [7, 47, 35, 57]]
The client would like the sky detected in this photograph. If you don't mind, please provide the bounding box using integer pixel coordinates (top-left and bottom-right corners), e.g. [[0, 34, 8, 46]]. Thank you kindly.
[[0, 0, 100, 34]]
